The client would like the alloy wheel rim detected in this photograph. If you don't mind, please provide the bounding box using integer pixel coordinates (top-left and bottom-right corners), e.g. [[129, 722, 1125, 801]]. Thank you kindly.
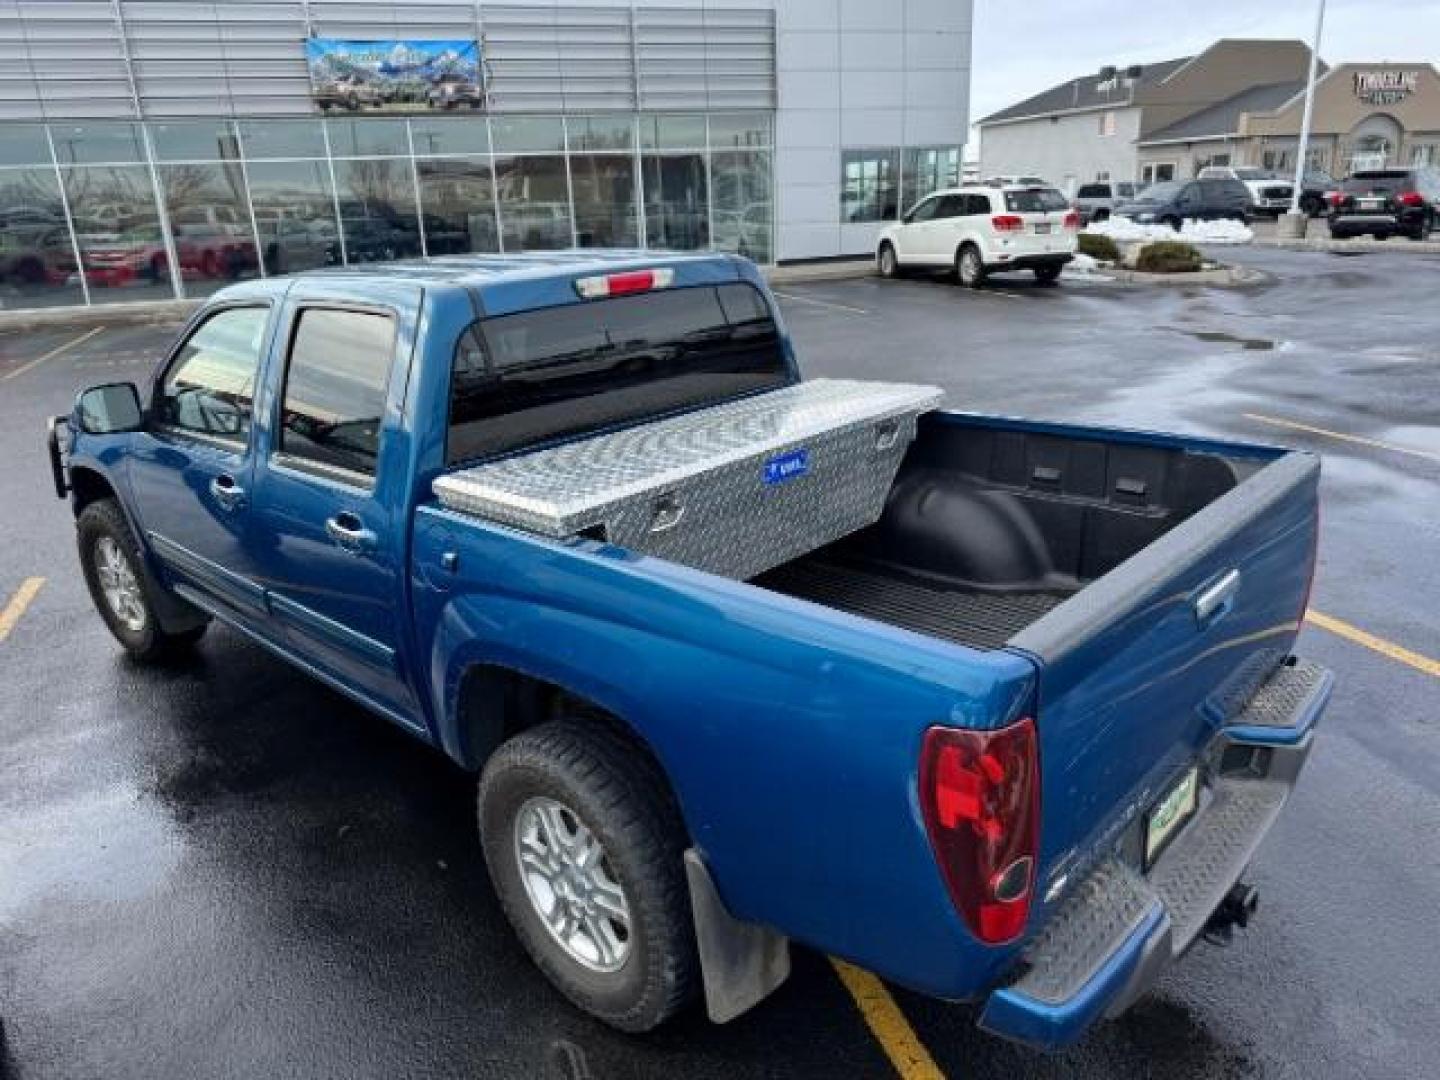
[[513, 795, 633, 973], [95, 536, 146, 632]]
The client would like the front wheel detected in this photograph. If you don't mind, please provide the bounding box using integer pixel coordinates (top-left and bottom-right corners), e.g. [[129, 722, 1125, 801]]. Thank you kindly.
[[479, 720, 698, 1032], [78, 499, 208, 661], [955, 244, 986, 288]]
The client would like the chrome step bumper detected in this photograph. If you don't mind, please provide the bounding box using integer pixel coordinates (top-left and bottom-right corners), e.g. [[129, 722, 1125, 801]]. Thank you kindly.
[[978, 657, 1333, 1050]]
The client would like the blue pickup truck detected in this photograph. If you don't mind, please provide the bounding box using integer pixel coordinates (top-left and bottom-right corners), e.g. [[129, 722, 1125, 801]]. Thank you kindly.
[[48, 252, 1331, 1050]]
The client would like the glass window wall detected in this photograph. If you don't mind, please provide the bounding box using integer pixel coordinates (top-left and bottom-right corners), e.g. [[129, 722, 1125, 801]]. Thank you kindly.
[[159, 163, 261, 294], [417, 158, 498, 255], [0, 167, 84, 307], [246, 160, 340, 274], [841, 149, 899, 223], [1, 112, 789, 310], [901, 147, 961, 214], [494, 155, 572, 250]]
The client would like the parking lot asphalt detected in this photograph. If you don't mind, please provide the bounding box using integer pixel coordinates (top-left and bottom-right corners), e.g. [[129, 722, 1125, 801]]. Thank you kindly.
[[2, 246, 1438, 1080]]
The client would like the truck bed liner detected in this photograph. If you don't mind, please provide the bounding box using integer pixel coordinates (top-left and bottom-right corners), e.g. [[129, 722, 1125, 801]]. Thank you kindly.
[[756, 559, 1066, 650]]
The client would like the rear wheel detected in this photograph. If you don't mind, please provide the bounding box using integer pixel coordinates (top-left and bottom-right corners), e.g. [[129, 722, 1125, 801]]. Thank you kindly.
[[1411, 215, 1432, 241], [1092, 208, 1110, 222], [479, 720, 698, 1032], [78, 499, 209, 661], [1161, 216, 1182, 232], [955, 244, 985, 289], [877, 242, 900, 279], [1033, 264, 1062, 285]]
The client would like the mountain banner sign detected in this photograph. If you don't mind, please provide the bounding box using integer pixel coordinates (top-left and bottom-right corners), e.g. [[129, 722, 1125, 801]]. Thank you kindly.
[[305, 38, 486, 113]]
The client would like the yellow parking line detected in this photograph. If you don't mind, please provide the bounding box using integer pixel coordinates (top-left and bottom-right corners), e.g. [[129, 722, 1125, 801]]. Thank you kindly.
[[831, 959, 946, 1080], [1, 326, 104, 382], [1244, 412, 1440, 463], [0, 577, 45, 643], [1308, 610, 1440, 679]]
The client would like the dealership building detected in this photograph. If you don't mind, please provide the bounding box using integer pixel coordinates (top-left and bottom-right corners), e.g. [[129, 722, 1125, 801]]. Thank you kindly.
[[978, 38, 1440, 193], [0, 0, 971, 311]]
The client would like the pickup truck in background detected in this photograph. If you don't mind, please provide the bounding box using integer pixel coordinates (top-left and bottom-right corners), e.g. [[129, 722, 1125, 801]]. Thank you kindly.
[[1197, 166, 1295, 216], [48, 252, 1332, 1050]]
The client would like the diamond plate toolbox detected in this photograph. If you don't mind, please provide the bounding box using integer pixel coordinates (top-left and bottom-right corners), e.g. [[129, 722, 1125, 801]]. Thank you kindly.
[[433, 378, 944, 580]]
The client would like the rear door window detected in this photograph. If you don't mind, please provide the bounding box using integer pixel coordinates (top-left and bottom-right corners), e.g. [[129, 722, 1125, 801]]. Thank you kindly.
[[1003, 188, 1069, 212], [278, 308, 396, 482], [448, 283, 790, 464], [1076, 184, 1109, 198]]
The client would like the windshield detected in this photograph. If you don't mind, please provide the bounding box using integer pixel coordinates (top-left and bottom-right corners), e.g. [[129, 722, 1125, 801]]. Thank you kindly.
[[1004, 188, 1068, 212], [447, 282, 792, 464], [1232, 168, 1267, 180]]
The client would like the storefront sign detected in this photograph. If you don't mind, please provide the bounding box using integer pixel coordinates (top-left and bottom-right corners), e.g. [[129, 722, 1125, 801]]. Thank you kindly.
[[305, 38, 486, 114], [1352, 70, 1419, 106]]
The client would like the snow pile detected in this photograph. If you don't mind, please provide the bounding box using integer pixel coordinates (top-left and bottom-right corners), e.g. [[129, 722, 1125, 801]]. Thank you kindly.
[[1062, 252, 1108, 277], [1083, 217, 1254, 245]]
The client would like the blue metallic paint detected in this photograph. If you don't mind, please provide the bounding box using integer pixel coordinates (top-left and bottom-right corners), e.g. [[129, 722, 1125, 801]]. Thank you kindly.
[[59, 251, 1325, 1027]]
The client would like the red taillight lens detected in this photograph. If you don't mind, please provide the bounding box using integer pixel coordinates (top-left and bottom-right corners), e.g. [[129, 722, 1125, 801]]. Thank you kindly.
[[991, 214, 1024, 232], [1397, 191, 1425, 207], [919, 718, 1040, 945], [574, 266, 675, 299], [1325, 191, 1344, 208], [1062, 210, 1080, 230]]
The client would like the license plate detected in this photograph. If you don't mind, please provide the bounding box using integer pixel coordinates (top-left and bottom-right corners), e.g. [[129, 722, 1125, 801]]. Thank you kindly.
[[1033, 222, 1052, 235], [1144, 767, 1199, 868], [1359, 197, 1383, 210]]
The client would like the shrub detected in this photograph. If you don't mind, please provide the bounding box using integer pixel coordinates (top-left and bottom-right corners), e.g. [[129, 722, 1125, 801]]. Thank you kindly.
[[1135, 240, 1203, 273], [1077, 232, 1120, 263]]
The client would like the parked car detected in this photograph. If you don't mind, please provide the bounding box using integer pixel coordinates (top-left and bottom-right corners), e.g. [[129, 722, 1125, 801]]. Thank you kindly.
[[426, 73, 486, 110], [878, 184, 1078, 287], [1197, 167, 1293, 216], [1073, 181, 1139, 224], [315, 76, 383, 112], [983, 175, 1048, 187], [0, 226, 77, 287], [1114, 178, 1250, 230], [1295, 169, 1340, 217], [49, 251, 1331, 1050], [1327, 167, 1440, 240]]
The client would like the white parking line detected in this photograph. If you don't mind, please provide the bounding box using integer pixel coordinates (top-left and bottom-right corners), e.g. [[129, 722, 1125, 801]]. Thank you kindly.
[[1, 326, 104, 382], [771, 290, 870, 316]]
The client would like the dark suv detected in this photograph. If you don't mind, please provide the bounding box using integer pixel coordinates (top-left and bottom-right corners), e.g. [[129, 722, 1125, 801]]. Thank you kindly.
[[1328, 168, 1440, 240], [1113, 178, 1250, 230]]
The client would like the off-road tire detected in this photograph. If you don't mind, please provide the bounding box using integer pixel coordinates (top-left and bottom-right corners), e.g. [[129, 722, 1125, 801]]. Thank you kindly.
[[77, 498, 208, 661], [478, 719, 698, 1032]]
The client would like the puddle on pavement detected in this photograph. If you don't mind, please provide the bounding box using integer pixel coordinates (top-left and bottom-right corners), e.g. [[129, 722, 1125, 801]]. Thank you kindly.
[[1168, 327, 1280, 351]]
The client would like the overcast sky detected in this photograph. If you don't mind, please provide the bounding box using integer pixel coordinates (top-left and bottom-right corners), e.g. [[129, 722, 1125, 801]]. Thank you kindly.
[[968, 0, 1440, 144]]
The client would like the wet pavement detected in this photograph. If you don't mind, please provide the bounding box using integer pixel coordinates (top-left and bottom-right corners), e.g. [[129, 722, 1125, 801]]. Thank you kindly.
[[2, 246, 1438, 1079]]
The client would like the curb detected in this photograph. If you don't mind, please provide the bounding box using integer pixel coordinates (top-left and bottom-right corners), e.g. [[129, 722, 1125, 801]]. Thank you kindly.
[[1102, 264, 1268, 287], [0, 262, 880, 332], [0, 298, 198, 332], [1253, 236, 1440, 254]]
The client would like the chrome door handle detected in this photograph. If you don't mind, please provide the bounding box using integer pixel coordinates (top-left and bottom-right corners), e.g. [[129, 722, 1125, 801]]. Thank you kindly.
[[1193, 569, 1241, 628], [325, 513, 377, 554], [209, 474, 246, 511]]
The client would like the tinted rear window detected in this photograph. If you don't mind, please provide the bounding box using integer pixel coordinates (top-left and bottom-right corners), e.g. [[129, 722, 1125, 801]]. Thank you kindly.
[[1004, 188, 1069, 212], [1076, 184, 1109, 198], [447, 283, 791, 464], [1344, 171, 1411, 193]]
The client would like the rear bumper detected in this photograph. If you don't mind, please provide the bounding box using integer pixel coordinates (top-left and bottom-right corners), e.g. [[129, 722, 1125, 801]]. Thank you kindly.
[[984, 252, 1074, 272], [978, 657, 1332, 1050], [1330, 212, 1422, 234]]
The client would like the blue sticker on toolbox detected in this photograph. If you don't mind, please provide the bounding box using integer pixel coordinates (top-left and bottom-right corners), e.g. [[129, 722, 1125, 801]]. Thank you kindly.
[[763, 449, 809, 485]]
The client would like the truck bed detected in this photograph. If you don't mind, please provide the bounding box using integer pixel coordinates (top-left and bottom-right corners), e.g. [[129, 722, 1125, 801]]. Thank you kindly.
[[755, 560, 1067, 650]]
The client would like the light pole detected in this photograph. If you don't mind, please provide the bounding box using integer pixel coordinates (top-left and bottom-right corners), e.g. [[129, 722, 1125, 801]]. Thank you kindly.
[[1281, 0, 1327, 236]]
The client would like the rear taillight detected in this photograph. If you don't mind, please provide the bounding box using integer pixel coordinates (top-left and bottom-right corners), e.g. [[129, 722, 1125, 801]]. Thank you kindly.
[[1062, 210, 1080, 230], [1397, 191, 1425, 207], [1325, 191, 1344, 208], [919, 718, 1040, 945], [574, 266, 675, 299], [991, 214, 1024, 232]]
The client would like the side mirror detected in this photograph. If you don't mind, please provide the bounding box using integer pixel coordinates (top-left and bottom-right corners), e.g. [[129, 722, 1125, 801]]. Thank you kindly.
[[76, 382, 144, 434]]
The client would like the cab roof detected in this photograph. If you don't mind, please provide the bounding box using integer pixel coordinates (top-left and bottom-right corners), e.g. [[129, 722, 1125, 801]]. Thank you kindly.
[[232, 249, 760, 319]]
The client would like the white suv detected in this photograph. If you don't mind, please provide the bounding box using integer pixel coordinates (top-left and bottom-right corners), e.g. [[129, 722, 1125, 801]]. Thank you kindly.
[[876, 184, 1079, 287]]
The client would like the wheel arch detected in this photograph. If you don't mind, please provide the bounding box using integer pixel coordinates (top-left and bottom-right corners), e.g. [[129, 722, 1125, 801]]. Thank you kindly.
[[69, 464, 118, 516]]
